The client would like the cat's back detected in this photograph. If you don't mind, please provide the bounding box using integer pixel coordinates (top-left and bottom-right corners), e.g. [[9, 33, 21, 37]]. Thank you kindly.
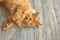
[[5, 0, 29, 9], [5, 0, 29, 5]]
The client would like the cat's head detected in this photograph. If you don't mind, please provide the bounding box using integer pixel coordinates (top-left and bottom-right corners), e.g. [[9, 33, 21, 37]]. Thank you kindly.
[[23, 10, 42, 27]]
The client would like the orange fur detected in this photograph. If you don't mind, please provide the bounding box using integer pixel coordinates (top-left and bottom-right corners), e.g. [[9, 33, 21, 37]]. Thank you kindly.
[[0, 0, 41, 30]]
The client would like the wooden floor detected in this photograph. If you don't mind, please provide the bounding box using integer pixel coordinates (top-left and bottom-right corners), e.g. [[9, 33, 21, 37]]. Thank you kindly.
[[53, 0, 60, 40], [0, 0, 59, 40]]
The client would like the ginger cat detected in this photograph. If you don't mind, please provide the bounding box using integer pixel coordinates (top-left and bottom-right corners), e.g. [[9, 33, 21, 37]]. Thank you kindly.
[[0, 0, 41, 30]]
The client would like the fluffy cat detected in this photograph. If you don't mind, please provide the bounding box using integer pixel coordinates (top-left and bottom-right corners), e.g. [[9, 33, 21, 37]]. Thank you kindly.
[[0, 0, 41, 30]]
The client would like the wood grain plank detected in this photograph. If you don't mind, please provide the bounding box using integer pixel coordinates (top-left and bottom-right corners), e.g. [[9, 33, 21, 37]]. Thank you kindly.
[[40, 0, 57, 40], [56, 24, 60, 40], [52, 0, 60, 40], [52, 0, 60, 16]]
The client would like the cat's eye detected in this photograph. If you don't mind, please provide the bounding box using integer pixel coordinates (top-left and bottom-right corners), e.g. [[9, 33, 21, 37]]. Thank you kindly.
[[29, 18, 31, 20]]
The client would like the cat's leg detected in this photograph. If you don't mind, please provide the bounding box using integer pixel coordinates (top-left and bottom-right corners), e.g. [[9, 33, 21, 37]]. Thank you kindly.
[[11, 8, 27, 27], [7, 4, 18, 20], [3, 5, 18, 30], [11, 7, 22, 21], [3, 7, 22, 30], [3, 19, 14, 30]]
